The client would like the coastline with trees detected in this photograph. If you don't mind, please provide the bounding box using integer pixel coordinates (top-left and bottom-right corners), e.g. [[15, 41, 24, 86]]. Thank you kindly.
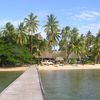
[[0, 13, 100, 67]]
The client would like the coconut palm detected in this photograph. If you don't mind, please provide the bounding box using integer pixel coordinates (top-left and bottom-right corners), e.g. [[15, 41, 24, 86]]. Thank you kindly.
[[44, 14, 60, 50], [79, 34, 87, 57], [86, 31, 95, 56], [3, 22, 15, 37], [2, 22, 16, 44], [93, 30, 100, 63], [69, 27, 81, 63], [59, 26, 71, 62], [16, 22, 28, 46], [59, 26, 70, 50], [24, 13, 39, 54], [32, 36, 47, 64]]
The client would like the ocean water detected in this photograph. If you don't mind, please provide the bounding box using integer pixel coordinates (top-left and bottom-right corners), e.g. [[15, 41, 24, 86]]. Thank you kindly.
[[0, 71, 23, 92], [40, 70, 100, 100]]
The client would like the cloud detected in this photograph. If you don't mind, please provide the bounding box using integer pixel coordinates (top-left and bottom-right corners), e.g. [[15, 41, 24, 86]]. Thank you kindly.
[[75, 10, 100, 21], [79, 23, 100, 34], [0, 19, 23, 27]]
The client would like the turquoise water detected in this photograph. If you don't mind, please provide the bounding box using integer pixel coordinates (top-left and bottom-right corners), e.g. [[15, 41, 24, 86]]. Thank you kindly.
[[0, 71, 23, 92], [40, 70, 100, 100]]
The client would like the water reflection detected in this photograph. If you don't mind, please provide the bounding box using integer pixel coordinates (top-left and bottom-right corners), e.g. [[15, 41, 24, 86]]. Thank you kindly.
[[40, 70, 100, 100]]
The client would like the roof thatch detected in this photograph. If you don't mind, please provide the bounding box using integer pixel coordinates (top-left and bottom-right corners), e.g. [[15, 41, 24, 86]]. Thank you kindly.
[[40, 50, 53, 58], [55, 57, 64, 61], [38, 50, 66, 59], [52, 51, 65, 58]]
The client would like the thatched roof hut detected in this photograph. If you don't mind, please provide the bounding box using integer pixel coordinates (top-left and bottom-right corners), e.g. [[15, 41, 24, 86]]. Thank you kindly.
[[55, 57, 64, 61], [40, 50, 53, 59], [37, 50, 66, 62], [52, 51, 65, 59]]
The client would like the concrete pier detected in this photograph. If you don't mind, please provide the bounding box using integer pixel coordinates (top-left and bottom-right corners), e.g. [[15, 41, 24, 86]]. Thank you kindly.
[[0, 66, 44, 100]]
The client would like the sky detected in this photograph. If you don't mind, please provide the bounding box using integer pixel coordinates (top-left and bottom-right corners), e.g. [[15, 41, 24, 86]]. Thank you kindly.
[[0, 0, 100, 38]]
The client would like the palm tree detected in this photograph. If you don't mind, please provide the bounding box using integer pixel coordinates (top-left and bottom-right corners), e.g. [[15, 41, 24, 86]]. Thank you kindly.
[[2, 22, 15, 43], [79, 34, 87, 57], [69, 27, 81, 63], [3, 22, 15, 36], [59, 26, 70, 49], [76, 34, 87, 64], [32, 36, 47, 64], [44, 14, 60, 50], [86, 31, 95, 56], [92, 30, 100, 63], [16, 22, 28, 46], [59, 26, 71, 62], [24, 13, 39, 54]]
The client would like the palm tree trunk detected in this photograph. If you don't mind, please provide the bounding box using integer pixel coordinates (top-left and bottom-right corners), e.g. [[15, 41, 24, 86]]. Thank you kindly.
[[30, 31, 33, 54], [29, 31, 33, 64]]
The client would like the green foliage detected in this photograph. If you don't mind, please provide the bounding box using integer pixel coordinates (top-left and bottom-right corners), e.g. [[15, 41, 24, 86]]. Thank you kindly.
[[31, 60, 37, 64], [24, 13, 39, 54], [0, 12, 100, 67], [44, 14, 60, 50], [0, 39, 32, 66], [59, 25, 99, 64], [69, 58, 76, 64], [92, 31, 100, 63], [16, 22, 28, 46]]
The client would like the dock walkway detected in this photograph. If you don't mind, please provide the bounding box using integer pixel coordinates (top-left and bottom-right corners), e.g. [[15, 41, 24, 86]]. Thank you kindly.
[[0, 66, 44, 100]]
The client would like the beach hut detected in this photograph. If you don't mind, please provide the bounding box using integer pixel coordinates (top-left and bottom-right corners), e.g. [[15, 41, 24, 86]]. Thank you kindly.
[[55, 57, 64, 64]]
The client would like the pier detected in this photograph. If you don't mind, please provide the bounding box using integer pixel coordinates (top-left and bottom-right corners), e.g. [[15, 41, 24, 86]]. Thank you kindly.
[[0, 66, 44, 100]]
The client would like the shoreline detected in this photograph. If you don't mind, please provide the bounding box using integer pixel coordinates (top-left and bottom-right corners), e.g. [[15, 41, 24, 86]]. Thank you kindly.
[[37, 64, 100, 71], [0, 64, 100, 71], [0, 66, 29, 72]]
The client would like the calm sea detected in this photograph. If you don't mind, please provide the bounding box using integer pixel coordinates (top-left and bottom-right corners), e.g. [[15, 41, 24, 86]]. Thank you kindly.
[[40, 70, 100, 100], [0, 71, 23, 92]]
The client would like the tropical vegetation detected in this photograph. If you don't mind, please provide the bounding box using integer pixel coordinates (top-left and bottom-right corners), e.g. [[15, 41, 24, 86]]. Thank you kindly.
[[0, 13, 100, 67]]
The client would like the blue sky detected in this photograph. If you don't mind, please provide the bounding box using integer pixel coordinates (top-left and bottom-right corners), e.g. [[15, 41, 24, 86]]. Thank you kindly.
[[0, 0, 100, 37]]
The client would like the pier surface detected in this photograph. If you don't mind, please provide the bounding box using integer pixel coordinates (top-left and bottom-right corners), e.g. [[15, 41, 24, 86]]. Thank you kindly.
[[0, 66, 44, 100]]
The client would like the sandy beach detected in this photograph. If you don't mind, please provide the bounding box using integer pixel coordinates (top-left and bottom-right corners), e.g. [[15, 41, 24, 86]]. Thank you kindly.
[[0, 66, 29, 72], [37, 64, 100, 70], [0, 64, 100, 71]]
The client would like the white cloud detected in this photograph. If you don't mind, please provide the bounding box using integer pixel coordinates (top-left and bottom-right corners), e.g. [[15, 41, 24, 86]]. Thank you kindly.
[[79, 23, 100, 34], [75, 10, 100, 21]]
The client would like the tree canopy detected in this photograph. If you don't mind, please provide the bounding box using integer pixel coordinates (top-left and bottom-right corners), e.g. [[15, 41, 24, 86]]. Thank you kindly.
[[0, 13, 100, 67]]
